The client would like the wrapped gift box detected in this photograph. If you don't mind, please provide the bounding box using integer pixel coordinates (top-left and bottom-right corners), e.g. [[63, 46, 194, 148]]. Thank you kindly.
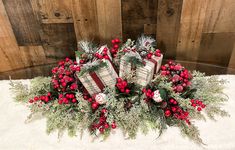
[[78, 59, 118, 96]]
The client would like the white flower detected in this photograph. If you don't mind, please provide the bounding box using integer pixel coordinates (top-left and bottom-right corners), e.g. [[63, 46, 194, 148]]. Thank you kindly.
[[95, 93, 107, 104], [152, 90, 162, 103]]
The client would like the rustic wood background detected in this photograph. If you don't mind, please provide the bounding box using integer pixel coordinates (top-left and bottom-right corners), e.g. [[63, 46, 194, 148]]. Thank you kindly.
[[0, 0, 235, 79]]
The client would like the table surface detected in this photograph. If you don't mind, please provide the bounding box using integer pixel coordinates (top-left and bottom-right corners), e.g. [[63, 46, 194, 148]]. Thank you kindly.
[[0, 75, 235, 150]]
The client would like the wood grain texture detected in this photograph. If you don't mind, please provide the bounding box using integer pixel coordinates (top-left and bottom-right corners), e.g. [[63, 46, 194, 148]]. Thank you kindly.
[[96, 0, 122, 44], [19, 46, 47, 67], [122, 0, 158, 40], [176, 0, 208, 62], [228, 43, 235, 69], [2, 0, 42, 46], [72, 0, 99, 42], [33, 0, 73, 24], [203, 0, 235, 33], [156, 0, 183, 59], [0, 63, 57, 79], [0, 0, 24, 72], [198, 33, 235, 67], [40, 23, 77, 62]]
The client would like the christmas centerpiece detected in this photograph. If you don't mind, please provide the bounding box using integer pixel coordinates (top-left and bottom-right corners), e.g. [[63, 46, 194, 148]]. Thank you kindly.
[[10, 36, 229, 144]]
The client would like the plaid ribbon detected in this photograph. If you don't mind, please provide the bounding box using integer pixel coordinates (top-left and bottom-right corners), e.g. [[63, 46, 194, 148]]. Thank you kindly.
[[78, 59, 118, 96]]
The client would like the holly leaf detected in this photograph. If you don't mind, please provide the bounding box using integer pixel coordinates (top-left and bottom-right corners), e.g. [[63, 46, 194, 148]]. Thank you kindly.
[[159, 88, 167, 101], [75, 50, 84, 59]]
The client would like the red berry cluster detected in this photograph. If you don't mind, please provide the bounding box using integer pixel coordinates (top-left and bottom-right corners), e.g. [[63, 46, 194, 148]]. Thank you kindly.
[[94, 47, 110, 60], [29, 92, 52, 103], [82, 93, 100, 110], [51, 58, 80, 92], [58, 93, 77, 104], [146, 49, 161, 59], [142, 88, 154, 102], [190, 99, 206, 111], [110, 38, 121, 58], [165, 98, 190, 125], [51, 58, 81, 105], [90, 109, 117, 134], [160, 60, 192, 93], [115, 78, 130, 94]]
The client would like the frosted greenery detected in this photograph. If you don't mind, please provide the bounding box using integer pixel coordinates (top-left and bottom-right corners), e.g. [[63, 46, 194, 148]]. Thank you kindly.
[[11, 71, 229, 144]]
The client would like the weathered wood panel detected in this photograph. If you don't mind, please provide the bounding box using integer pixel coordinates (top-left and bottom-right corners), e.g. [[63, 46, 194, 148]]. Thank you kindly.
[[122, 0, 158, 40], [40, 23, 77, 62], [0, 0, 24, 72], [19, 46, 47, 67], [198, 33, 235, 67], [96, 0, 122, 44], [0, 0, 235, 78], [156, 0, 183, 59], [0, 63, 57, 79], [72, 0, 99, 42], [176, 0, 208, 62], [228, 43, 235, 69], [203, 0, 235, 33], [2, 0, 41, 46], [33, 0, 73, 24]]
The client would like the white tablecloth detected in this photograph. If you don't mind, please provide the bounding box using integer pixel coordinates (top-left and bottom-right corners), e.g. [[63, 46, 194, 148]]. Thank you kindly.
[[0, 75, 235, 150]]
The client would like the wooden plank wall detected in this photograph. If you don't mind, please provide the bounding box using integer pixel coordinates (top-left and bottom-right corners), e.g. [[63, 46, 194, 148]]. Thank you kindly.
[[0, 0, 235, 79]]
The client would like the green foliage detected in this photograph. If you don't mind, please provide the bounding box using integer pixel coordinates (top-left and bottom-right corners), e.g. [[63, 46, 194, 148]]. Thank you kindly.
[[78, 61, 107, 77], [11, 71, 229, 144], [10, 77, 51, 103]]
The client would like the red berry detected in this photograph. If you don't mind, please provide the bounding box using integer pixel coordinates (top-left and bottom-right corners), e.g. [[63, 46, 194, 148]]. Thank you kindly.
[[104, 123, 109, 129], [72, 99, 77, 103], [115, 38, 120, 43], [197, 107, 202, 111], [29, 99, 34, 103], [58, 100, 63, 104], [147, 53, 152, 59], [164, 110, 171, 117], [161, 66, 166, 70], [34, 97, 39, 101], [171, 107, 177, 112], [120, 88, 125, 93], [99, 127, 104, 133], [88, 98, 93, 102], [169, 98, 175, 104], [122, 81, 127, 87], [62, 82, 66, 87], [125, 89, 130, 94], [91, 102, 99, 110], [101, 108, 107, 114], [192, 103, 197, 107], [111, 122, 117, 129], [201, 104, 206, 108], [114, 44, 119, 49], [117, 78, 122, 83], [111, 40, 116, 44]]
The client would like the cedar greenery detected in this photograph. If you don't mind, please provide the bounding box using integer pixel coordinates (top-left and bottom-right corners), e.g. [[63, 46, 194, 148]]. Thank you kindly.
[[11, 72, 229, 144]]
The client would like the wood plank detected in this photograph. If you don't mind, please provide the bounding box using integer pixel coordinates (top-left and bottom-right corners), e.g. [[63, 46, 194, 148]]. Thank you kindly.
[[0, 0, 24, 72], [176, 0, 209, 62], [19, 46, 47, 67], [144, 23, 156, 35], [0, 63, 57, 79], [40, 23, 77, 62], [197, 33, 235, 67], [2, 0, 41, 46], [203, 0, 235, 33], [122, 0, 158, 40], [228, 43, 235, 69], [72, 0, 99, 42], [96, 0, 122, 44], [156, 0, 183, 59], [32, 0, 73, 24]]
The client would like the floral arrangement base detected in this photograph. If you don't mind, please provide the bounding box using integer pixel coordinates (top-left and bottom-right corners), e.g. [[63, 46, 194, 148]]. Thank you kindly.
[[10, 36, 229, 144]]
